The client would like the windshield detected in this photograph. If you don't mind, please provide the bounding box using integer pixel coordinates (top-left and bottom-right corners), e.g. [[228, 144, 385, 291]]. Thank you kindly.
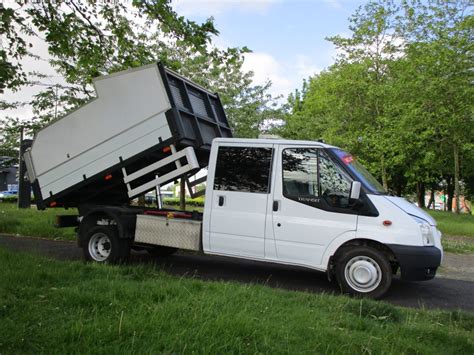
[[331, 149, 386, 194]]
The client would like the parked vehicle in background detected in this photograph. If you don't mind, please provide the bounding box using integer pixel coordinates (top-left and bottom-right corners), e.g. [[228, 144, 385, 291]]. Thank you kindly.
[[23, 63, 443, 299], [0, 190, 18, 201], [144, 193, 157, 205]]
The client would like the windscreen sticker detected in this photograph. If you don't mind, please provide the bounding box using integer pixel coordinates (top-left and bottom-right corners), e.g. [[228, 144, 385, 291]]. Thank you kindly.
[[342, 155, 354, 165]]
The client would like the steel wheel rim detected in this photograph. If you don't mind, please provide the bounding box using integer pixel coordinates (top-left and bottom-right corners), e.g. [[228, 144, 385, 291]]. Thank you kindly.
[[88, 232, 111, 261], [344, 256, 382, 293]]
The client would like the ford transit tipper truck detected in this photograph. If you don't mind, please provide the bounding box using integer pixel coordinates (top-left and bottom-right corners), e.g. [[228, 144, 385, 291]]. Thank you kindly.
[[24, 62, 443, 298]]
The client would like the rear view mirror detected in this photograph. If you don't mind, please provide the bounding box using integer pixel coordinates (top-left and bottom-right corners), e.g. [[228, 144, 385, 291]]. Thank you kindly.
[[350, 181, 361, 200]]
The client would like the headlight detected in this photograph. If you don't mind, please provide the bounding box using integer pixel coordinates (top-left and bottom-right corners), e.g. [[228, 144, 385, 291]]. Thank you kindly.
[[412, 216, 434, 246]]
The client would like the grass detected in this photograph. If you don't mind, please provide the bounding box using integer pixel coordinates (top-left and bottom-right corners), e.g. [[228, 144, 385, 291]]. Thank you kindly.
[[0, 202, 202, 241], [441, 237, 474, 254], [0, 247, 473, 354], [1, 202, 473, 253], [427, 210, 474, 238], [0, 203, 77, 240]]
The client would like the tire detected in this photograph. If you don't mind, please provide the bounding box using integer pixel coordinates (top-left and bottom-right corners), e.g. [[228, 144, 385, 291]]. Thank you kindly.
[[83, 226, 130, 263], [147, 246, 178, 257], [335, 246, 392, 299]]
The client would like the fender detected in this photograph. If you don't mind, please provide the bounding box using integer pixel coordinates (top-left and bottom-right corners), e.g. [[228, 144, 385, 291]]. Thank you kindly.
[[78, 206, 136, 246], [320, 230, 386, 268]]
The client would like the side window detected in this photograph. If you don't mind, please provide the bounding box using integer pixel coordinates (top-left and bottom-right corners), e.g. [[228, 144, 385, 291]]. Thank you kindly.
[[282, 148, 352, 209], [319, 150, 351, 208], [214, 146, 273, 193], [282, 148, 320, 206]]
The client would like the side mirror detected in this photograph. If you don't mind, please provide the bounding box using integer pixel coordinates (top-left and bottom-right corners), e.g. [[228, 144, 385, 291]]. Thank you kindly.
[[350, 181, 361, 200]]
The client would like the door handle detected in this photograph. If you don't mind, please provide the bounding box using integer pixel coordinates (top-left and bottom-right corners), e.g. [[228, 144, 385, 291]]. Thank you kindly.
[[273, 200, 279, 212], [218, 195, 225, 206]]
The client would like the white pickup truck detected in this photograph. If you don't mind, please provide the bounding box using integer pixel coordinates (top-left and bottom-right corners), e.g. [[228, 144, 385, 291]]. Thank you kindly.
[[24, 63, 443, 298]]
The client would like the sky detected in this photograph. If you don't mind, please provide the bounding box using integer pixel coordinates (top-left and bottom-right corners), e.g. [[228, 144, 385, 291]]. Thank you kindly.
[[2, 0, 365, 121], [172, 0, 365, 98]]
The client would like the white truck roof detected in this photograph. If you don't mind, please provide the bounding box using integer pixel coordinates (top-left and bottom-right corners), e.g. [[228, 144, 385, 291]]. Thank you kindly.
[[213, 137, 336, 149]]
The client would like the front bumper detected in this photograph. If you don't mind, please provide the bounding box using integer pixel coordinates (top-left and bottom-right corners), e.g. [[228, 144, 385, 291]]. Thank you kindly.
[[387, 244, 442, 281]]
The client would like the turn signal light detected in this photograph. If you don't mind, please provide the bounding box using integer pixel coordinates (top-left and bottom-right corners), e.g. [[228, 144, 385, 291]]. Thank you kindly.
[[383, 220, 392, 226], [163, 146, 171, 153], [105, 174, 113, 181]]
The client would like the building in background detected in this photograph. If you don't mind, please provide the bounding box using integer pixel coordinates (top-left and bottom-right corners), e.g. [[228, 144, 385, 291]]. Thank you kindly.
[[0, 157, 18, 191]]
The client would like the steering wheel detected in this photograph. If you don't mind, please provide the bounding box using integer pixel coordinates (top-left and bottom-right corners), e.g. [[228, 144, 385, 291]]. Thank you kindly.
[[323, 189, 345, 207]]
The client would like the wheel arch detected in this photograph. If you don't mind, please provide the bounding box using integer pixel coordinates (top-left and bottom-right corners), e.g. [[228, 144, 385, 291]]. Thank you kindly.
[[78, 207, 135, 247], [322, 236, 398, 273]]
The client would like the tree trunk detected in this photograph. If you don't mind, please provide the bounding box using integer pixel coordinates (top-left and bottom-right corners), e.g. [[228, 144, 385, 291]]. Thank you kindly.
[[443, 187, 447, 211], [381, 156, 388, 191], [18, 131, 32, 209], [454, 144, 461, 214], [179, 178, 186, 211], [395, 184, 403, 197], [465, 200, 471, 214], [427, 187, 435, 209], [447, 176, 454, 212], [416, 182, 426, 208]]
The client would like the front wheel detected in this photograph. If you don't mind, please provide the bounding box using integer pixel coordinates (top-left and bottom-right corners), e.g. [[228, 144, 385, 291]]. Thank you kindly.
[[336, 246, 392, 299], [83, 226, 130, 263]]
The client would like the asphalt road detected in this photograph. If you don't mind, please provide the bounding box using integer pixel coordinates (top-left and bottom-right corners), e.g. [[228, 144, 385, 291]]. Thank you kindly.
[[1, 234, 473, 312]]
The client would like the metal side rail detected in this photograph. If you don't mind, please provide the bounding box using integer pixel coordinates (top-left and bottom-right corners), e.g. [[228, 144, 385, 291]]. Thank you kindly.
[[186, 174, 207, 198], [170, 145, 206, 199], [122, 146, 200, 198]]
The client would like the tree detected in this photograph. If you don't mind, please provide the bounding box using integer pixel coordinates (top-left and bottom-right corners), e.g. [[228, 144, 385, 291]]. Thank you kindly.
[[282, 0, 473, 209], [283, 1, 404, 191], [1, 0, 280, 157], [395, 0, 473, 211], [159, 45, 283, 137]]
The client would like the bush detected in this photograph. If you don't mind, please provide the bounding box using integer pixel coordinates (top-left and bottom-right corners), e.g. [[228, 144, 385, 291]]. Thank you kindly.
[[163, 197, 204, 207], [1, 195, 18, 203]]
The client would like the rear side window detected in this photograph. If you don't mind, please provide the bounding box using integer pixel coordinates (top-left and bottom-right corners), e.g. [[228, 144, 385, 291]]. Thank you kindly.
[[214, 146, 273, 193]]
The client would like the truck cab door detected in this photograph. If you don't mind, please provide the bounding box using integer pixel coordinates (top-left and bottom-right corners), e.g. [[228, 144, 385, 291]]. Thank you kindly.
[[271, 145, 358, 268], [205, 143, 274, 258]]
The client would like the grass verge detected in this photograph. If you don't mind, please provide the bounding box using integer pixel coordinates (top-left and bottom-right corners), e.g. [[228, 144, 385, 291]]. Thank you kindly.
[[0, 203, 76, 240], [1, 203, 472, 253], [441, 236, 474, 254], [0, 203, 201, 241], [0, 248, 473, 354], [427, 210, 474, 237]]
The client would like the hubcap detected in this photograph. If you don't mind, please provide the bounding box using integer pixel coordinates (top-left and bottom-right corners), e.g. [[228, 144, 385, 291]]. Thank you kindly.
[[88, 232, 111, 261], [344, 256, 382, 293]]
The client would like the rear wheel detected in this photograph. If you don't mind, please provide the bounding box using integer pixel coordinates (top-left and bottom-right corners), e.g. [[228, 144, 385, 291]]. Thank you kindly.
[[83, 226, 130, 263], [336, 246, 392, 299]]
